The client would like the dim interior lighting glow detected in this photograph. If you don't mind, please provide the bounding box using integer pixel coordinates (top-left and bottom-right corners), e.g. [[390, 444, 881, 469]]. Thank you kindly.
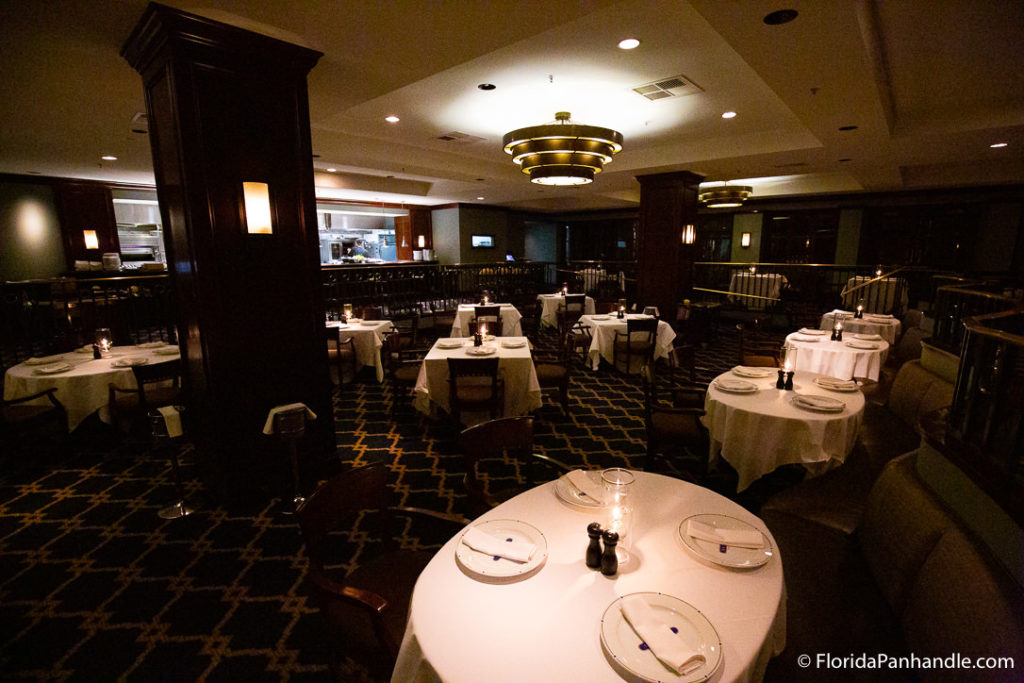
[[384, 115, 400, 123], [326, 168, 337, 172], [990, 142, 1008, 148], [503, 111, 623, 186], [741, 232, 752, 248], [242, 182, 273, 234], [83, 230, 99, 250], [100, 155, 118, 161], [681, 224, 696, 245], [15, 199, 49, 247], [617, 38, 640, 50], [699, 182, 753, 208], [721, 111, 737, 119]]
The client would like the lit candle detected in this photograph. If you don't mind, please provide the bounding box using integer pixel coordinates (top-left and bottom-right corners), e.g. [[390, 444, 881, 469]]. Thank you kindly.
[[857, 304, 863, 315], [837, 320, 843, 331], [784, 357, 793, 373], [479, 323, 487, 337], [750, 265, 756, 274]]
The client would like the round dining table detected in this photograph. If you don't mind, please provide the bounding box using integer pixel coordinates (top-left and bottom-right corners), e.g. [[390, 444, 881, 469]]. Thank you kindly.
[[819, 310, 902, 345], [703, 369, 865, 492], [784, 330, 889, 381], [3, 343, 180, 431], [392, 471, 786, 683]]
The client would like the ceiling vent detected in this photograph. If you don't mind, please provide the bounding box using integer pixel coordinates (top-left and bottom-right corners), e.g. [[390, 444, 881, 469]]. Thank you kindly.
[[436, 131, 486, 144], [130, 112, 149, 134], [632, 74, 702, 101]]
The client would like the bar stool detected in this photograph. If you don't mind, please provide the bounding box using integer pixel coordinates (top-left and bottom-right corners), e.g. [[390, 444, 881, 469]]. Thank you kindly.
[[271, 405, 311, 513], [148, 406, 196, 520]]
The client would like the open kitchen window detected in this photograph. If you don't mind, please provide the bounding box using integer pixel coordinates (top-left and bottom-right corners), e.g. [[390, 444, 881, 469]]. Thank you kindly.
[[112, 189, 167, 271]]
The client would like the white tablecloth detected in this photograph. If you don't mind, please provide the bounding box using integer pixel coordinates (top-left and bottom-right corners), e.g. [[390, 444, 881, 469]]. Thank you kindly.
[[392, 471, 785, 683], [819, 310, 901, 345], [413, 337, 541, 418], [536, 293, 595, 328], [841, 277, 908, 314], [579, 314, 676, 371], [3, 345, 181, 431], [703, 370, 865, 491], [327, 319, 394, 382], [727, 272, 787, 310], [452, 304, 522, 338], [784, 331, 889, 381]]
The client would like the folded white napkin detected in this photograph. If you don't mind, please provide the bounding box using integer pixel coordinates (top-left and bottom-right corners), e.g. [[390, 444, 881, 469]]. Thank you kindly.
[[620, 597, 706, 675], [157, 405, 184, 438], [791, 335, 820, 343], [799, 328, 827, 335], [715, 378, 756, 391], [795, 394, 844, 409], [686, 519, 764, 548], [566, 470, 608, 504], [25, 355, 64, 365], [853, 333, 883, 341], [262, 402, 317, 435], [461, 526, 535, 563], [815, 378, 857, 389]]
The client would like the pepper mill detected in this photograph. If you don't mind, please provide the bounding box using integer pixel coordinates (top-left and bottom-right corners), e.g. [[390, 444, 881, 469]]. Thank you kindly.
[[586, 522, 603, 569], [600, 530, 619, 576], [92, 344, 102, 360], [473, 332, 482, 347], [776, 369, 785, 389]]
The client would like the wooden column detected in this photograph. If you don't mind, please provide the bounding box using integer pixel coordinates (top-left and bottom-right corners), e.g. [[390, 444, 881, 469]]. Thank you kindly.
[[635, 171, 703, 321], [122, 3, 332, 502]]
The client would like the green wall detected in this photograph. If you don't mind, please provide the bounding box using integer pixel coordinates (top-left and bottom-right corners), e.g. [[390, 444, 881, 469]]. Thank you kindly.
[[0, 182, 65, 281]]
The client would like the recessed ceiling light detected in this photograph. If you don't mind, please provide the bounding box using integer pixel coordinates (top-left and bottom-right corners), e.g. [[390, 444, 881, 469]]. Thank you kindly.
[[477, 83, 496, 91], [384, 115, 400, 123], [990, 142, 1008, 148], [838, 125, 858, 131], [101, 155, 117, 161], [617, 38, 640, 50], [721, 111, 737, 119], [763, 9, 798, 25], [326, 168, 337, 172], [476, 196, 485, 200]]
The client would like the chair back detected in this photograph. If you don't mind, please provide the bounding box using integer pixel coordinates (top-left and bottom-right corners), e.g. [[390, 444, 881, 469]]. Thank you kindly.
[[362, 305, 384, 321], [131, 359, 181, 408], [468, 319, 503, 336], [460, 416, 534, 513], [736, 323, 781, 367], [564, 294, 586, 315], [614, 317, 658, 374], [668, 344, 697, 383], [447, 357, 502, 421], [272, 405, 308, 440], [474, 305, 501, 321], [297, 463, 391, 565]]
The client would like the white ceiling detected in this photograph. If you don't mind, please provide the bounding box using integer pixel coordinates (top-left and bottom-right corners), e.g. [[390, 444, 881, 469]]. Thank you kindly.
[[1, 0, 1021, 212]]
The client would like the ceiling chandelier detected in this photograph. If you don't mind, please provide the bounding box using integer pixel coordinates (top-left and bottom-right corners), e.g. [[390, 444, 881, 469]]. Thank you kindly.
[[503, 111, 623, 186], [699, 182, 753, 208]]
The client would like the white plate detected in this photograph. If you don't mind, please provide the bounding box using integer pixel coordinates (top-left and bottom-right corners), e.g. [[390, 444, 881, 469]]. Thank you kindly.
[[500, 339, 527, 348], [24, 355, 65, 366], [600, 592, 723, 683], [436, 338, 465, 349], [136, 341, 166, 349], [845, 341, 878, 350], [790, 335, 820, 343], [798, 328, 828, 335], [813, 378, 859, 392], [590, 315, 611, 321], [677, 514, 772, 569], [852, 333, 883, 341], [731, 366, 774, 378], [465, 345, 496, 356], [553, 470, 606, 509], [331, 323, 349, 330], [712, 378, 757, 393], [154, 346, 180, 355], [35, 362, 72, 375], [790, 394, 845, 412], [359, 320, 377, 326], [455, 520, 547, 580], [112, 357, 148, 368]]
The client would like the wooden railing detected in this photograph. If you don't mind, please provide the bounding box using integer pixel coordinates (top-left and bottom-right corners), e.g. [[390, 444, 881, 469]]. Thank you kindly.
[[930, 282, 1021, 356], [1, 274, 176, 369]]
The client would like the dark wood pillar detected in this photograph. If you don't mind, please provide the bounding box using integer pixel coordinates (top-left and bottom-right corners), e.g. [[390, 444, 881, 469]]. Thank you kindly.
[[636, 171, 703, 321], [122, 3, 332, 502]]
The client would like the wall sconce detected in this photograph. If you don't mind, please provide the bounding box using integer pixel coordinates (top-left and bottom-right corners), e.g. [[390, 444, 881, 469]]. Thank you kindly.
[[418, 234, 426, 249], [681, 224, 696, 245], [741, 232, 752, 248], [83, 230, 99, 250], [242, 182, 273, 234]]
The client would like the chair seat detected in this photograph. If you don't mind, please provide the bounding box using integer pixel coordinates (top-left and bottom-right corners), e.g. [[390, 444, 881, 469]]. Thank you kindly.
[[455, 384, 498, 404], [613, 340, 652, 352], [535, 363, 568, 383], [650, 411, 705, 441], [341, 549, 433, 654], [329, 346, 355, 358], [392, 365, 420, 384], [111, 386, 180, 412], [743, 354, 777, 367]]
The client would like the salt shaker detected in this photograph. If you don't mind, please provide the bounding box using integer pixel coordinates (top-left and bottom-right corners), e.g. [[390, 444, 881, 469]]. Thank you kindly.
[[600, 530, 619, 576], [586, 522, 603, 569]]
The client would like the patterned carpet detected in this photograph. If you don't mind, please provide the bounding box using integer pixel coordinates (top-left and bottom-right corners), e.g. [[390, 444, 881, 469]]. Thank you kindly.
[[0, 322, 795, 681]]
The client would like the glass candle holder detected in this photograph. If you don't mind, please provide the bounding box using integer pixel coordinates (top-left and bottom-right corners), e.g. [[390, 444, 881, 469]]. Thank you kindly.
[[602, 468, 636, 564], [94, 328, 112, 354], [343, 303, 353, 321]]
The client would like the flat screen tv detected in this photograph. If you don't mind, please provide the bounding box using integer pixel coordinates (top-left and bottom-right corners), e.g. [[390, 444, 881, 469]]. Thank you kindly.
[[471, 234, 494, 248]]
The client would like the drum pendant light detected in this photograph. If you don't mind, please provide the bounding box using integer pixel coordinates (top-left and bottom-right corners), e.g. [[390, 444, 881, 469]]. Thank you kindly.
[[503, 112, 623, 186], [699, 182, 753, 208]]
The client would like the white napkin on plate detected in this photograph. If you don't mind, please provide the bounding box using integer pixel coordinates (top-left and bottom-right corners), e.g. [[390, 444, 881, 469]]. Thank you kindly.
[[262, 402, 317, 435], [815, 377, 857, 390], [566, 470, 608, 504], [686, 519, 764, 548], [791, 335, 820, 343], [157, 405, 184, 438], [853, 333, 883, 341], [25, 355, 64, 365], [798, 328, 827, 335], [714, 378, 756, 391], [461, 526, 535, 563], [795, 394, 844, 409], [620, 597, 706, 675]]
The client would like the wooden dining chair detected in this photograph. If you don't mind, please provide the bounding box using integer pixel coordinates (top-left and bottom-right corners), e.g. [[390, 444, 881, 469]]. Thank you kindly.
[[556, 294, 586, 339], [390, 311, 421, 351], [459, 416, 571, 517], [613, 317, 658, 375], [326, 326, 357, 385], [640, 364, 710, 481], [473, 305, 501, 332], [1, 388, 68, 460], [534, 329, 572, 413], [295, 463, 468, 678], [361, 305, 384, 321], [446, 357, 503, 425], [467, 319, 503, 337], [108, 359, 182, 432], [736, 323, 782, 367], [382, 330, 427, 413]]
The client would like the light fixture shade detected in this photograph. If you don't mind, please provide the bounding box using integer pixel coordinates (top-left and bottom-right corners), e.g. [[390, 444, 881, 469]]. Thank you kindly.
[[699, 183, 753, 208], [741, 232, 752, 247], [83, 230, 99, 250], [503, 112, 623, 186], [417, 235, 426, 248], [242, 182, 273, 234], [682, 224, 696, 244]]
